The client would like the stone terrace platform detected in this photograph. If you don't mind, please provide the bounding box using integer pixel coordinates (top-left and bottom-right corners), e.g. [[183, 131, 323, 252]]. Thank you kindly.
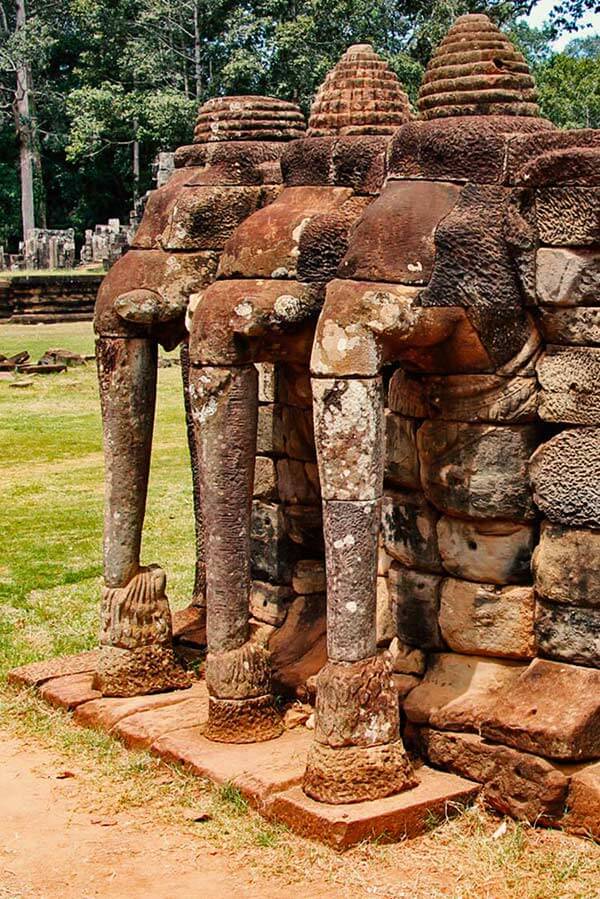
[[8, 651, 479, 849]]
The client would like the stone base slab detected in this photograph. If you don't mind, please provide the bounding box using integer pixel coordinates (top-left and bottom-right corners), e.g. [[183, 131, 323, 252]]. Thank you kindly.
[[266, 769, 480, 849], [8, 656, 482, 847]]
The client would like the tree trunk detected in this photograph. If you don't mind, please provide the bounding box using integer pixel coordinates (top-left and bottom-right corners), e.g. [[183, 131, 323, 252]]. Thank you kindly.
[[193, 0, 202, 100], [132, 119, 140, 209], [15, 0, 35, 243]]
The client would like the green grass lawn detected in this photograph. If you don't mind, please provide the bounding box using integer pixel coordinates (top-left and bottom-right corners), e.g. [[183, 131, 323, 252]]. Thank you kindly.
[[0, 321, 196, 680]]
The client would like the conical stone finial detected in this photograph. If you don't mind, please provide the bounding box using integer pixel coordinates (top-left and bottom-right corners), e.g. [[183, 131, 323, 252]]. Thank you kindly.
[[194, 95, 306, 143], [308, 43, 412, 136], [418, 14, 539, 119]]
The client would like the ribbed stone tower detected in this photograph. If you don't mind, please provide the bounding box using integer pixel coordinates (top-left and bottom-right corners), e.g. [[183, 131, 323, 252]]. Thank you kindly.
[[194, 96, 306, 143], [418, 14, 538, 119], [308, 44, 412, 136]]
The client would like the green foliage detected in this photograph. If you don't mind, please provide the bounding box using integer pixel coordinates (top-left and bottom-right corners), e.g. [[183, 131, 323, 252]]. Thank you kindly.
[[0, 0, 598, 252]]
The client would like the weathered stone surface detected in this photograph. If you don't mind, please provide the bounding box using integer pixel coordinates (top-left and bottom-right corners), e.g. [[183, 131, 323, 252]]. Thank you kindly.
[[39, 673, 102, 710], [278, 363, 312, 406], [532, 522, 600, 607], [7, 650, 99, 688], [313, 655, 399, 748], [174, 139, 285, 183], [420, 183, 534, 366], [206, 693, 283, 743], [537, 346, 600, 424], [276, 459, 319, 505], [535, 599, 600, 668], [303, 739, 417, 804], [250, 581, 292, 626], [206, 643, 272, 699], [385, 413, 420, 488], [269, 593, 327, 693], [516, 146, 600, 189], [307, 44, 411, 137], [218, 186, 353, 278], [323, 499, 381, 662], [424, 372, 538, 423], [439, 579, 536, 659], [251, 501, 296, 583], [93, 644, 191, 698], [481, 658, 600, 760], [389, 117, 552, 184], [296, 196, 372, 283], [338, 180, 461, 284], [253, 455, 278, 500], [256, 362, 278, 402], [270, 769, 479, 848], [506, 129, 600, 186], [281, 405, 315, 461], [420, 729, 568, 824], [417, 421, 537, 521], [381, 490, 442, 573], [537, 306, 600, 347], [387, 368, 428, 418], [404, 652, 525, 731], [161, 185, 266, 250], [536, 247, 600, 306], [417, 15, 539, 120], [388, 637, 426, 676], [376, 577, 395, 645], [529, 428, 600, 527], [256, 404, 285, 455], [292, 559, 326, 595], [113, 691, 210, 749], [282, 503, 323, 549], [393, 673, 422, 699], [73, 683, 202, 731], [388, 564, 443, 651], [563, 762, 600, 839], [193, 95, 305, 144], [535, 187, 600, 247], [437, 517, 535, 585], [312, 376, 384, 501]]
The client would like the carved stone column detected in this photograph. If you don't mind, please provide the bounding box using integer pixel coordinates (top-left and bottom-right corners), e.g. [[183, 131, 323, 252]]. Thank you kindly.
[[304, 375, 416, 802], [94, 337, 190, 696], [189, 363, 283, 741]]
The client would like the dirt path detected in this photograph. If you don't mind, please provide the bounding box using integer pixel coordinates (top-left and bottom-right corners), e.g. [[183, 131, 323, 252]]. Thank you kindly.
[[0, 734, 340, 899]]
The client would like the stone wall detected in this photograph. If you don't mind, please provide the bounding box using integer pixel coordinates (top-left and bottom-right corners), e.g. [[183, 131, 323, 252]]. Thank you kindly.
[[5, 274, 103, 323]]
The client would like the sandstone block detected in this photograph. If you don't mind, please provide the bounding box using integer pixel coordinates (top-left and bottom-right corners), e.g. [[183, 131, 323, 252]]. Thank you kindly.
[[256, 362, 278, 402], [292, 559, 326, 595], [388, 637, 426, 676], [251, 501, 296, 583], [249, 581, 293, 627], [205, 643, 272, 700], [424, 373, 538, 423], [420, 729, 568, 825], [269, 593, 327, 693], [278, 363, 312, 407], [403, 652, 525, 731], [564, 762, 600, 839], [385, 413, 421, 488], [257, 404, 285, 455], [535, 247, 600, 306], [437, 517, 535, 585], [313, 377, 384, 501], [532, 522, 600, 607], [417, 421, 538, 521], [439, 579, 536, 660], [381, 490, 441, 573], [537, 346, 600, 424], [535, 187, 600, 247], [281, 406, 315, 461], [388, 564, 443, 651], [376, 577, 395, 645], [537, 306, 600, 347], [338, 180, 462, 284], [535, 598, 600, 668], [386, 369, 428, 418], [392, 673, 421, 700], [481, 658, 600, 760], [276, 459, 319, 505], [161, 185, 264, 250], [253, 455, 278, 500], [529, 428, 600, 527], [282, 504, 323, 549]]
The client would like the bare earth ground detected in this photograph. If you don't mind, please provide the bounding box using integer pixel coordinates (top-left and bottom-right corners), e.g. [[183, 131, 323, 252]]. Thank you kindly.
[[1, 323, 599, 899], [0, 734, 339, 899]]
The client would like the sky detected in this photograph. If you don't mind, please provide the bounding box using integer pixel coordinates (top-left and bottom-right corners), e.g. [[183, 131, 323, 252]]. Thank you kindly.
[[525, 0, 600, 49]]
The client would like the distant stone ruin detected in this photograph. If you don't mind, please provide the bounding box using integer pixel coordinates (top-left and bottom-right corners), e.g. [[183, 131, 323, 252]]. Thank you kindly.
[[79, 218, 136, 270]]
